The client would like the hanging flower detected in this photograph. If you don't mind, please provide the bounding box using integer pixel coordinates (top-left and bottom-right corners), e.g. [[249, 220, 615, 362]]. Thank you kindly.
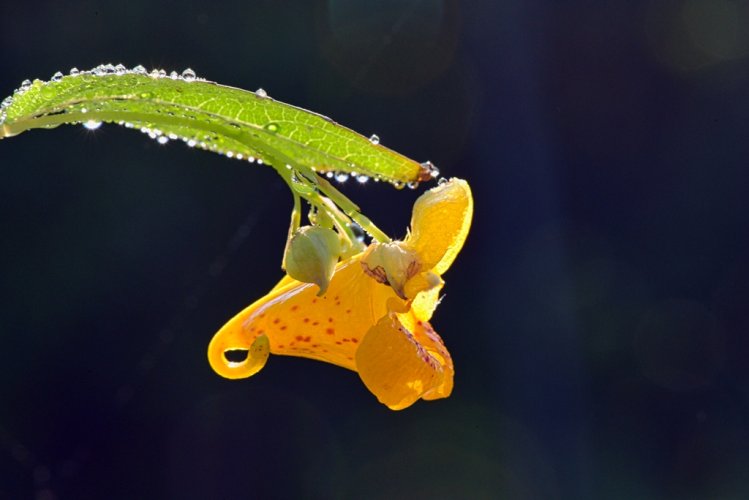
[[208, 178, 473, 410]]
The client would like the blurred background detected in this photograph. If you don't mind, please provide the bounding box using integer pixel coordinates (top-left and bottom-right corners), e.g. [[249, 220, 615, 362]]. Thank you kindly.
[[2, 0, 749, 498]]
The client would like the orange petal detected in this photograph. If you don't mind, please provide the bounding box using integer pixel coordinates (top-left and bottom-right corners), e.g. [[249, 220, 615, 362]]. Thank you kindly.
[[208, 333, 270, 379], [356, 314, 447, 410], [406, 178, 473, 275], [397, 312, 453, 400], [208, 256, 400, 376]]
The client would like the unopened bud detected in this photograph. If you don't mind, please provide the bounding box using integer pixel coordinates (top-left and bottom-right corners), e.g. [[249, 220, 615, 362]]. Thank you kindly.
[[283, 226, 341, 296]]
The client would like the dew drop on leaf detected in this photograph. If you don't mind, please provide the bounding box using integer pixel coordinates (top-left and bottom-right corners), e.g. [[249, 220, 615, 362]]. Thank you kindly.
[[181, 68, 196, 82], [335, 172, 349, 183], [369, 134, 380, 145], [264, 123, 279, 133], [420, 160, 439, 179], [83, 120, 102, 130], [256, 88, 268, 98]]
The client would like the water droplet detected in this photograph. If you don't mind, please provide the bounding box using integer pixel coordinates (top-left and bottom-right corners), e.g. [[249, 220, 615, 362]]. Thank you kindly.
[[407, 181, 419, 189], [140, 92, 153, 99], [133, 65, 147, 74], [157, 136, 169, 145], [51, 71, 63, 82], [187, 139, 197, 148], [326, 172, 334, 179], [335, 172, 349, 183], [257, 159, 264, 165], [392, 181, 405, 190], [169, 71, 179, 79], [369, 134, 380, 145], [225, 151, 234, 158], [248, 156, 256, 163], [438, 177, 449, 185], [69, 67, 80, 76], [83, 120, 102, 130], [236, 153, 244, 160], [18, 79, 32, 92], [264, 123, 279, 133], [182, 68, 196, 82], [420, 160, 440, 179], [255, 88, 268, 98], [80, 107, 88, 114], [115, 64, 127, 75], [356, 175, 369, 184], [2, 96, 13, 108]]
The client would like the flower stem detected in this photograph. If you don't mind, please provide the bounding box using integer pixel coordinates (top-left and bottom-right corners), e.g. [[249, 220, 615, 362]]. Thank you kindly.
[[315, 175, 391, 243]]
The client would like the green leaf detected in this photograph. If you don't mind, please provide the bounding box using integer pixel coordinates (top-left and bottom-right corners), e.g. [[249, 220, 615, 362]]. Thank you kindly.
[[0, 65, 438, 184]]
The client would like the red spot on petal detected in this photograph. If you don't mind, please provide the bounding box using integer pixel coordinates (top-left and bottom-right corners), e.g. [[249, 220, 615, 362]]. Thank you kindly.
[[280, 325, 287, 331], [291, 305, 299, 312], [326, 328, 335, 335], [345, 309, 352, 314], [304, 336, 312, 342], [295, 335, 304, 341], [351, 338, 358, 343], [303, 317, 310, 323], [328, 317, 333, 323], [312, 321, 319, 326], [273, 318, 280, 324], [311, 298, 317, 304], [335, 341, 343, 345]]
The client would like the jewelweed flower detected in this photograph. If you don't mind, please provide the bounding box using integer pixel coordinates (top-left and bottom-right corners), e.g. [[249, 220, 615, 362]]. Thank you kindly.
[[208, 178, 473, 410]]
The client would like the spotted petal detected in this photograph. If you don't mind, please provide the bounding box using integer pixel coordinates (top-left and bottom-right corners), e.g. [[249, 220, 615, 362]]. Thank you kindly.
[[356, 314, 448, 410], [208, 256, 398, 377]]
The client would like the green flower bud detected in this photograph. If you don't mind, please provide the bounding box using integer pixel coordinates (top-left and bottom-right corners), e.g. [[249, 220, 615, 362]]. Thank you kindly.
[[283, 226, 341, 296]]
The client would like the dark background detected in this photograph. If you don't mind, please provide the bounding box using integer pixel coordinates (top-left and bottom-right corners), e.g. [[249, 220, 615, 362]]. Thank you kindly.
[[2, 1, 749, 498]]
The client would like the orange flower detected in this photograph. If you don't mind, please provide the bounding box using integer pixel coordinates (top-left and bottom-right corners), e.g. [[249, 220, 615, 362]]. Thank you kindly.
[[208, 178, 473, 410]]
